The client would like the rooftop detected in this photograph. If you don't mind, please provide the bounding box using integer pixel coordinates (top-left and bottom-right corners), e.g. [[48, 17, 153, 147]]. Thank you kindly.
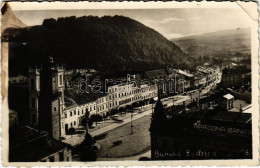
[[223, 94, 234, 99], [175, 69, 194, 78], [145, 69, 168, 79], [9, 125, 67, 162]]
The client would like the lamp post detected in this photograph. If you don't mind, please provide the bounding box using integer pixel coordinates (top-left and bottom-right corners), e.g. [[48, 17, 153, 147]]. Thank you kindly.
[[130, 107, 133, 134]]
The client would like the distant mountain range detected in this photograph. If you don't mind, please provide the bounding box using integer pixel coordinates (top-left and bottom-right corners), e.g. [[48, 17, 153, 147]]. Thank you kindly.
[[171, 28, 251, 58], [4, 15, 193, 76]]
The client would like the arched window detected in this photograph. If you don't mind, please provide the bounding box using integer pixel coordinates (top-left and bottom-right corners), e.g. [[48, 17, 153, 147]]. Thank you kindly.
[[31, 97, 36, 108], [31, 78, 35, 90]]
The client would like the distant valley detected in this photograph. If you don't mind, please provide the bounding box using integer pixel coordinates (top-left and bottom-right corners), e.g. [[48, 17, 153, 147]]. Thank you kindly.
[[171, 28, 251, 59]]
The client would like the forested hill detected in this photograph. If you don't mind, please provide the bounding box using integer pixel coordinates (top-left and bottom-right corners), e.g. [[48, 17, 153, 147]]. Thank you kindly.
[[4, 15, 192, 75]]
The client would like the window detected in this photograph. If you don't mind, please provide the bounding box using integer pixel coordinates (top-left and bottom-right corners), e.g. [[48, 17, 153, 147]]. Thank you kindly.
[[78, 111, 80, 115], [59, 75, 63, 85], [70, 112, 72, 116], [65, 114, 67, 118], [54, 107, 56, 112], [30, 78, 35, 90], [74, 121, 76, 126], [74, 110, 76, 115], [31, 97, 36, 108], [71, 123, 73, 127]]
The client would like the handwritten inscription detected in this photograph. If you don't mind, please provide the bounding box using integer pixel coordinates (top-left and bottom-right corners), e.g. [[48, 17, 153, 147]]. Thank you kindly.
[[154, 150, 217, 158]]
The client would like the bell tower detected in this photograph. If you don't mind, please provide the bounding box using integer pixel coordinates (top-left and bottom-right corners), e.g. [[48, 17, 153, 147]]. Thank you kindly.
[[28, 67, 41, 128], [28, 57, 65, 140], [50, 61, 65, 140]]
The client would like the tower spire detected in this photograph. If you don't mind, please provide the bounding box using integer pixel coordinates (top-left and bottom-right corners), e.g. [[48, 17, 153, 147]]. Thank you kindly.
[[150, 87, 167, 133]]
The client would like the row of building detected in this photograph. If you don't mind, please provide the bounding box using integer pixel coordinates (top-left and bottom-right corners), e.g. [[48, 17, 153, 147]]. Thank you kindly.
[[26, 57, 157, 140], [60, 83, 157, 136]]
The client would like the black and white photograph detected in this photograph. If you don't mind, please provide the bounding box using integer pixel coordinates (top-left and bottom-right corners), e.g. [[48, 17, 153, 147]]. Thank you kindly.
[[1, 1, 259, 166]]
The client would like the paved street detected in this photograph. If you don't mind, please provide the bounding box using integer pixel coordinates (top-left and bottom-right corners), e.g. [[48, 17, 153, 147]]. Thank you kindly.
[[96, 114, 151, 159]]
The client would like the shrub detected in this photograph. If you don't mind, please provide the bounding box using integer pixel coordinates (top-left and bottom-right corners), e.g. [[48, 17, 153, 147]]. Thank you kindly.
[[68, 127, 76, 136]]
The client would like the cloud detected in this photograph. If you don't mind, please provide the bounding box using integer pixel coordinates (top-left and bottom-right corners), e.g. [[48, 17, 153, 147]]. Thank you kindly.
[[164, 33, 184, 39], [146, 17, 184, 24], [145, 16, 201, 25]]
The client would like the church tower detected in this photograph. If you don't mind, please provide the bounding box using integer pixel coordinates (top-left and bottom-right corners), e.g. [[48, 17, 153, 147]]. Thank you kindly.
[[49, 58, 65, 140], [150, 94, 167, 132], [28, 57, 65, 140], [150, 91, 167, 160], [28, 67, 41, 128]]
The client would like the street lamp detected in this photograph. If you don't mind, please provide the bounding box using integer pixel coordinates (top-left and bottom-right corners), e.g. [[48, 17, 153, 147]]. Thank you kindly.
[[130, 106, 133, 134]]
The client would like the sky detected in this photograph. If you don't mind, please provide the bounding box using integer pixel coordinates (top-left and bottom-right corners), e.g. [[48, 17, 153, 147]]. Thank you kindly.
[[12, 7, 251, 39]]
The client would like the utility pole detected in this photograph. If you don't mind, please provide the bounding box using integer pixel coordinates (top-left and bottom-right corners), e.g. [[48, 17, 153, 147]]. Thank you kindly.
[[175, 74, 177, 94]]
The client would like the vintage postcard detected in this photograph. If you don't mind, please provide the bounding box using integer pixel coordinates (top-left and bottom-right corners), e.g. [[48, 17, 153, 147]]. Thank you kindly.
[[1, 1, 259, 166]]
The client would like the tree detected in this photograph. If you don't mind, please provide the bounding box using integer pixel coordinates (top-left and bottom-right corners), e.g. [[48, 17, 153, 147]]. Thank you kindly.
[[132, 102, 139, 108], [91, 114, 103, 127], [119, 107, 125, 114], [110, 109, 119, 118], [149, 98, 156, 104], [125, 105, 132, 112], [68, 127, 76, 137], [82, 118, 93, 128], [139, 100, 145, 108]]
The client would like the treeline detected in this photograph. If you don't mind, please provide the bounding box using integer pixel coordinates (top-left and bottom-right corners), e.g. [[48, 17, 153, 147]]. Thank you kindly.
[[5, 15, 192, 75]]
